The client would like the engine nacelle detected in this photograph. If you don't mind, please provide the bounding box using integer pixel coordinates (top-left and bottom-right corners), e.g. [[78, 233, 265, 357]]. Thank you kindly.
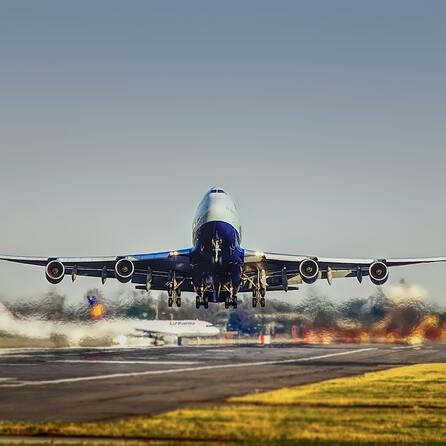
[[369, 261, 389, 285], [299, 258, 319, 284], [45, 260, 65, 284], [115, 258, 134, 283]]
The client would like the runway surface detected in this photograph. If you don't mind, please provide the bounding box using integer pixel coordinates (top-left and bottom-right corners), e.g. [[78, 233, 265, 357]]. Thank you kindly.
[[0, 342, 445, 422]]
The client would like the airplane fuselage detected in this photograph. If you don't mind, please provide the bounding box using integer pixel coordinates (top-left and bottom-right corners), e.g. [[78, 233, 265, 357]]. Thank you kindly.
[[190, 188, 244, 303]]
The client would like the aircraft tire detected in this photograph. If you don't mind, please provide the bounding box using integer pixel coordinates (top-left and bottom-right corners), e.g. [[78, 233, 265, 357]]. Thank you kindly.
[[176, 297, 181, 307], [260, 297, 266, 307], [196, 296, 200, 309], [252, 298, 257, 308], [233, 296, 237, 309], [168, 297, 173, 307]]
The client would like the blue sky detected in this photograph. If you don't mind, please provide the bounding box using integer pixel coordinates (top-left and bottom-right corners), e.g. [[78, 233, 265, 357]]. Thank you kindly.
[[0, 1, 445, 305]]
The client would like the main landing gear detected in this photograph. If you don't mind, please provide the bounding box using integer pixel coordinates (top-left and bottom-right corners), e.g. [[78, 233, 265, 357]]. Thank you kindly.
[[168, 288, 182, 307], [252, 288, 266, 308], [196, 295, 209, 309], [225, 296, 237, 309], [167, 271, 183, 307]]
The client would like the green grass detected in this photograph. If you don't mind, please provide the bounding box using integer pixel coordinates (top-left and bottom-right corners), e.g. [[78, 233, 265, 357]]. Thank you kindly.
[[1, 364, 446, 444]]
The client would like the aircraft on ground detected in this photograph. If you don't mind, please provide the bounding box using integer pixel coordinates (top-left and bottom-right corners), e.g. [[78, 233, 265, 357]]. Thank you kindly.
[[1, 188, 445, 309], [0, 301, 219, 346], [85, 295, 219, 338]]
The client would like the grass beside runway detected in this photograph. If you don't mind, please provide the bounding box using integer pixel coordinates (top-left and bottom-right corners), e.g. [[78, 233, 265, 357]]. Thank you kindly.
[[0, 363, 445, 444]]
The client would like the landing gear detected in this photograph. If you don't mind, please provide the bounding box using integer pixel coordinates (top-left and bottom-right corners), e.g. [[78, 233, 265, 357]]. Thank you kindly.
[[168, 290, 181, 308], [252, 289, 266, 308], [167, 270, 184, 307], [225, 296, 237, 309], [196, 295, 209, 309]]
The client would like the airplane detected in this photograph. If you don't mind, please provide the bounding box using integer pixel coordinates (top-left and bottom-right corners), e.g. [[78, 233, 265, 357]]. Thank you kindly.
[[0, 301, 219, 346], [84, 295, 219, 339], [1, 187, 445, 310]]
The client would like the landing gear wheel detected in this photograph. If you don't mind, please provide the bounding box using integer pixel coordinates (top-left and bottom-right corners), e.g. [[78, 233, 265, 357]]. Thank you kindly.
[[203, 296, 209, 309], [260, 288, 266, 297], [233, 296, 237, 309], [260, 297, 266, 307], [176, 297, 181, 307], [168, 297, 173, 307], [224, 297, 230, 309], [196, 296, 200, 309], [252, 297, 257, 308]]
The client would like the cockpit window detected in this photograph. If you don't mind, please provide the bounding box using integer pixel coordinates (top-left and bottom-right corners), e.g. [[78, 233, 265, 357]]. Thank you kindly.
[[210, 188, 226, 194]]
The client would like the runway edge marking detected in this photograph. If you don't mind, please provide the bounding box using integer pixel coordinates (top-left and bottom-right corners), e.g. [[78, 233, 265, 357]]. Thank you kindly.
[[0, 347, 378, 388]]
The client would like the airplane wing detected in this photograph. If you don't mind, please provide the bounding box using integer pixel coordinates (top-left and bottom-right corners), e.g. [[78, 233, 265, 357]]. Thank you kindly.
[[134, 328, 169, 337], [242, 250, 446, 290], [0, 249, 194, 291]]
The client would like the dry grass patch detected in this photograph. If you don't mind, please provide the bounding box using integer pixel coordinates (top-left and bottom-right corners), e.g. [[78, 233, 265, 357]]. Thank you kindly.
[[230, 363, 446, 408]]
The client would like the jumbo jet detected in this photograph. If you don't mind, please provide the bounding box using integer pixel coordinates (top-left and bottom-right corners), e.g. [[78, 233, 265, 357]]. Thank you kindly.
[[1, 188, 445, 309]]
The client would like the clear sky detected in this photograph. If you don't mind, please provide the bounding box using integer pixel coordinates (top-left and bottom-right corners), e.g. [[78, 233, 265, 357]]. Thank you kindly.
[[0, 1, 445, 305]]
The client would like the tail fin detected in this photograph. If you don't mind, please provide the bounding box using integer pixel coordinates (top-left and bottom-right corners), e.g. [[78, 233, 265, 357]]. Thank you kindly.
[[86, 295, 106, 318], [86, 295, 98, 308]]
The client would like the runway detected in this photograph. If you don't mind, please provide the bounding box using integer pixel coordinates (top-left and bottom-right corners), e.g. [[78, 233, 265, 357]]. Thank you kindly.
[[0, 343, 445, 422]]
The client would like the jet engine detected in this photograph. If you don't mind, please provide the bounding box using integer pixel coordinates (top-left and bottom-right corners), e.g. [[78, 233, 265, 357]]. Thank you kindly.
[[115, 258, 134, 283], [299, 258, 319, 284], [45, 260, 65, 284], [369, 261, 389, 285]]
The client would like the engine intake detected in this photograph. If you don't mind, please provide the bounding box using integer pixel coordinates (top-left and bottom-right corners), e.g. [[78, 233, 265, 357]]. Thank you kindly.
[[299, 258, 319, 284], [45, 260, 65, 284], [115, 258, 134, 283], [369, 261, 389, 285]]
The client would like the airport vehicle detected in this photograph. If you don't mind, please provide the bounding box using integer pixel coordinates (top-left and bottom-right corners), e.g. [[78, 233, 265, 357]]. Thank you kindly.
[[1, 188, 445, 309]]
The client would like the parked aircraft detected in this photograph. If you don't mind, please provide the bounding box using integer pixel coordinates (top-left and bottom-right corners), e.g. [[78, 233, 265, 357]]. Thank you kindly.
[[0, 301, 218, 346]]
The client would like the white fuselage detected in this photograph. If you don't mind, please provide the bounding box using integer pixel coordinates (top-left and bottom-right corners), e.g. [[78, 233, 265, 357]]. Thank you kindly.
[[192, 188, 242, 244], [0, 303, 219, 346]]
